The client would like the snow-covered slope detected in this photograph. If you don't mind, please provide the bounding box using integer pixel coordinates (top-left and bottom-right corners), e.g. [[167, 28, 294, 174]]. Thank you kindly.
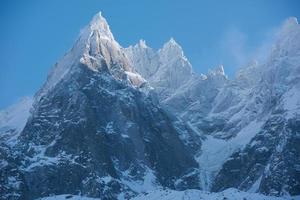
[[0, 97, 33, 146], [133, 188, 298, 200], [37, 188, 299, 200]]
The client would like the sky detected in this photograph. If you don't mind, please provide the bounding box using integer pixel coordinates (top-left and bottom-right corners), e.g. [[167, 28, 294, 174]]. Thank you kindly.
[[0, 0, 299, 109]]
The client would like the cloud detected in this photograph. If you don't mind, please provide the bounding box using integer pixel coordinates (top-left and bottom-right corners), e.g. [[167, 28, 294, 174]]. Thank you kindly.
[[219, 25, 278, 70], [220, 28, 249, 67]]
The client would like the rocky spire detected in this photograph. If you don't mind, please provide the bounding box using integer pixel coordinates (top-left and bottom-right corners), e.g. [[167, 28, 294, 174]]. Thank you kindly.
[[84, 11, 115, 41], [273, 17, 300, 56], [160, 37, 184, 56]]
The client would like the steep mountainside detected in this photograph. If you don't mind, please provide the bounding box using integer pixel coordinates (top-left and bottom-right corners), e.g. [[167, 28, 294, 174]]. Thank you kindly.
[[0, 13, 200, 200]]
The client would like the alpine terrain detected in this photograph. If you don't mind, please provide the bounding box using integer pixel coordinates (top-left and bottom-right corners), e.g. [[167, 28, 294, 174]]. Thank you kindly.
[[0, 12, 299, 200]]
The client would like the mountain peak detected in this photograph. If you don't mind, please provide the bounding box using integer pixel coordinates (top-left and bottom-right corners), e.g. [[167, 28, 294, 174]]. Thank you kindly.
[[38, 12, 127, 99], [208, 64, 226, 77], [277, 17, 299, 37], [168, 37, 177, 44], [86, 11, 114, 41], [137, 39, 148, 48], [272, 17, 300, 57], [90, 11, 107, 28], [235, 60, 260, 85], [216, 64, 225, 75], [283, 17, 298, 27], [160, 37, 185, 59], [165, 37, 180, 47]]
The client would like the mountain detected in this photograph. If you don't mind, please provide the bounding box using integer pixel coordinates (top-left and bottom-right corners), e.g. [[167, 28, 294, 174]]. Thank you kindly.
[[127, 17, 300, 196], [0, 97, 33, 146], [211, 17, 300, 196], [125, 38, 193, 100], [0, 12, 299, 200], [0, 12, 200, 200]]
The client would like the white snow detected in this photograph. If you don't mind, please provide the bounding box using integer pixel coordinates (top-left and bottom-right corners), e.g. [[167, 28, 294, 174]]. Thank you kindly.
[[24, 140, 79, 171], [0, 97, 33, 146], [125, 37, 193, 100], [248, 176, 263, 193], [125, 71, 146, 87], [2, 14, 300, 200], [37, 11, 142, 99], [36, 188, 298, 200], [133, 188, 295, 200], [0, 97, 33, 132], [282, 86, 300, 118], [105, 122, 115, 134], [197, 120, 264, 190], [37, 195, 99, 200], [88, 12, 115, 41], [208, 65, 226, 76], [121, 167, 159, 193], [121, 134, 129, 138]]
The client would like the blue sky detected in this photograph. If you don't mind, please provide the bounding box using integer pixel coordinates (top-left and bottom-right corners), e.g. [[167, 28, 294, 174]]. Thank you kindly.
[[0, 0, 299, 109]]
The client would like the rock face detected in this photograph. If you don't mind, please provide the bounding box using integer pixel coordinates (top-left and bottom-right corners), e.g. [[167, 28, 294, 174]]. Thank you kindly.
[[0, 12, 300, 199], [18, 68, 198, 199]]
